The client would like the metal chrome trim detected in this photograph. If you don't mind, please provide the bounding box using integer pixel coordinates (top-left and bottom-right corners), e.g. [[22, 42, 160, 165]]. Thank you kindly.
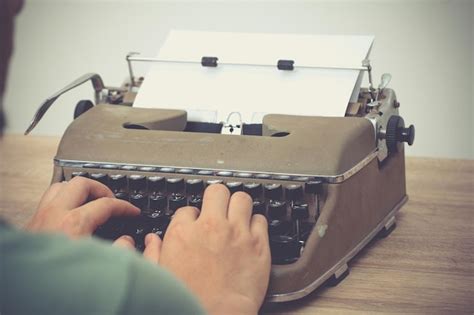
[[127, 53, 369, 72], [265, 195, 408, 302], [54, 150, 378, 184]]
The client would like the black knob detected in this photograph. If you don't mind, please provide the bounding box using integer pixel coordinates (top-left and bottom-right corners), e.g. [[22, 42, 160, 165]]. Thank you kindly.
[[114, 191, 129, 201], [186, 179, 204, 195], [130, 193, 147, 210], [268, 200, 287, 220], [291, 202, 309, 220], [264, 184, 283, 200], [189, 196, 203, 209], [269, 235, 301, 264], [129, 175, 146, 193], [252, 200, 266, 215], [169, 194, 187, 212], [109, 174, 127, 192], [285, 184, 303, 201], [305, 179, 323, 194], [149, 194, 167, 212], [148, 176, 165, 193], [90, 173, 108, 186], [386, 115, 415, 153], [167, 178, 184, 194], [226, 182, 243, 194], [243, 183, 262, 199], [71, 171, 88, 178]]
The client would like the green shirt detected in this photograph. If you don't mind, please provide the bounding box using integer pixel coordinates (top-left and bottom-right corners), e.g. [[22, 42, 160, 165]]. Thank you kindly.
[[0, 222, 206, 315]]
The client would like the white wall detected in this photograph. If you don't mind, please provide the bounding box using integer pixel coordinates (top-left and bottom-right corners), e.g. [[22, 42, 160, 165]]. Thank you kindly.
[[4, 0, 473, 159]]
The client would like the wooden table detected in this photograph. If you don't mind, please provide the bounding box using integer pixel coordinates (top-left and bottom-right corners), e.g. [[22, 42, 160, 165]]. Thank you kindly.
[[1, 135, 473, 314]]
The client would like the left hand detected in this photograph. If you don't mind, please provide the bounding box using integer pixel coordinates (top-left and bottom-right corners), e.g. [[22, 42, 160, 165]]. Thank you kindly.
[[26, 176, 140, 239]]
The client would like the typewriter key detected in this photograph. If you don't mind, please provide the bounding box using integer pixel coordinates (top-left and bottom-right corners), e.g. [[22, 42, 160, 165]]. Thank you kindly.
[[90, 173, 108, 186], [166, 178, 184, 193], [268, 200, 287, 220], [130, 193, 147, 210], [109, 174, 127, 193], [149, 194, 167, 213], [71, 171, 88, 179], [252, 200, 266, 215], [244, 183, 262, 199], [186, 179, 204, 195], [129, 175, 146, 193], [169, 195, 187, 212], [226, 182, 243, 194], [188, 196, 203, 210], [148, 176, 165, 193], [270, 235, 302, 265], [285, 184, 304, 202], [264, 184, 283, 200]]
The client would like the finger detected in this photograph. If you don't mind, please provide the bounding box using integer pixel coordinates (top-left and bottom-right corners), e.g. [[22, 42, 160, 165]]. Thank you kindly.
[[113, 235, 136, 251], [52, 176, 114, 210], [143, 233, 162, 264], [227, 191, 253, 230], [171, 206, 199, 225], [37, 182, 67, 209], [250, 214, 269, 244], [74, 197, 140, 234], [199, 184, 231, 221]]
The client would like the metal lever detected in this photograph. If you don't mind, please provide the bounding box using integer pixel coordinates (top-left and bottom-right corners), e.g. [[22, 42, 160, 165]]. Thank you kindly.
[[24, 73, 105, 135], [376, 73, 392, 101]]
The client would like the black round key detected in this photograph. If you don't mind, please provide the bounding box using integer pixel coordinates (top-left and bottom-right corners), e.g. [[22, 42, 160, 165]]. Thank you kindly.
[[226, 182, 243, 194], [269, 235, 301, 264], [264, 183, 283, 200], [188, 196, 203, 209], [285, 184, 304, 201], [252, 200, 266, 215], [71, 171, 88, 178], [109, 174, 127, 192], [244, 183, 262, 199], [90, 173, 108, 186], [130, 193, 147, 210], [305, 179, 323, 194], [268, 219, 288, 236], [186, 179, 204, 195], [129, 174, 146, 193], [148, 176, 165, 193], [268, 200, 287, 220], [114, 191, 129, 201], [291, 202, 309, 220], [207, 179, 223, 185], [149, 194, 167, 212], [169, 194, 187, 212], [167, 178, 184, 193]]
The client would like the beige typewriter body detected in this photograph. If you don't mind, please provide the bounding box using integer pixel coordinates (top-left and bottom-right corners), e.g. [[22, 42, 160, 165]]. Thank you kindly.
[[25, 44, 414, 301]]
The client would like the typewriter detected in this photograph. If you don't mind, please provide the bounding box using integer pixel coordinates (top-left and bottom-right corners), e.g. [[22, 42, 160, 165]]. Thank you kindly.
[[25, 33, 414, 302]]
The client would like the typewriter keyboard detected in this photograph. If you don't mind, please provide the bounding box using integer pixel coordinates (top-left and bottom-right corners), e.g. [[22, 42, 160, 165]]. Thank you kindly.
[[67, 165, 324, 264]]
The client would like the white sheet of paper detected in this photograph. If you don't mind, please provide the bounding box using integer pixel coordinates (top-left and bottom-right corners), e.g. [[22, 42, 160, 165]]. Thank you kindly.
[[134, 31, 374, 124]]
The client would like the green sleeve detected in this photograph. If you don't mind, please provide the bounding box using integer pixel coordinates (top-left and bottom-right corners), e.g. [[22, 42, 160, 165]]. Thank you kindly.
[[0, 223, 206, 315]]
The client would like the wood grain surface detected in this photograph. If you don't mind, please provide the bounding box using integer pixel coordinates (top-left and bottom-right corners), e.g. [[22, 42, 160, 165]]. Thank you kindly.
[[1, 135, 473, 314]]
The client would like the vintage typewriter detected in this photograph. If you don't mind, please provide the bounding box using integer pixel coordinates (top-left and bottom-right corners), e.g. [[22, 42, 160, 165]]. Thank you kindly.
[[25, 34, 414, 301]]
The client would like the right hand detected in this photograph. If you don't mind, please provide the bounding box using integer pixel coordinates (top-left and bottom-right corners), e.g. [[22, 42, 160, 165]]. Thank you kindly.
[[158, 184, 271, 315]]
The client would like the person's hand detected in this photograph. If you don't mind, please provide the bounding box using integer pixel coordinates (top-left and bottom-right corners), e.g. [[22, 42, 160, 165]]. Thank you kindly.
[[26, 176, 140, 239], [158, 184, 271, 315]]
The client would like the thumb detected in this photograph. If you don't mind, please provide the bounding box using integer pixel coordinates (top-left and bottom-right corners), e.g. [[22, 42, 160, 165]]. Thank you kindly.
[[143, 233, 162, 265], [113, 235, 136, 251]]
